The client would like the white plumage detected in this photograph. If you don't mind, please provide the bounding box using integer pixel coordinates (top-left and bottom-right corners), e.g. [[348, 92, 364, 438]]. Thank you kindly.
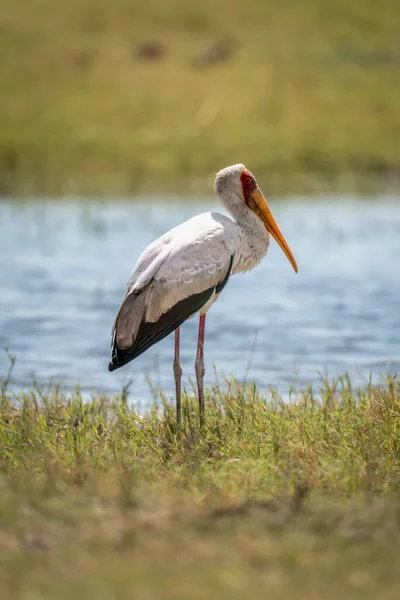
[[109, 163, 298, 424], [126, 213, 236, 322]]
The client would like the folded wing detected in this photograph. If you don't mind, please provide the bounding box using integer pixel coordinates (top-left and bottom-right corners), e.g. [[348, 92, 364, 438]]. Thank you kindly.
[[109, 214, 235, 371]]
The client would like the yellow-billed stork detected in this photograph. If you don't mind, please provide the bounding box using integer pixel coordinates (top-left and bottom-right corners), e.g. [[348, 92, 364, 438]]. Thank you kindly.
[[109, 164, 298, 424]]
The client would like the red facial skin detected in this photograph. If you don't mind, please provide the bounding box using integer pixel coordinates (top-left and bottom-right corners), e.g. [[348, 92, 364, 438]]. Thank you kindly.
[[240, 168, 258, 204]]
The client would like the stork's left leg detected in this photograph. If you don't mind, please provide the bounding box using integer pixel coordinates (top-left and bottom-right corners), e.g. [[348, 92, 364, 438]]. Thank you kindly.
[[195, 314, 206, 427], [173, 327, 182, 424]]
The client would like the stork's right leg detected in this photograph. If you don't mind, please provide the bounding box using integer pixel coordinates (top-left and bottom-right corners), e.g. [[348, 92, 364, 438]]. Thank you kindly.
[[173, 327, 182, 424], [195, 315, 206, 427]]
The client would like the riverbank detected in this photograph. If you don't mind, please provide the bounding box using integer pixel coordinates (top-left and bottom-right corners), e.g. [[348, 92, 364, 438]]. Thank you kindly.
[[1, 375, 399, 598], [1, 0, 399, 196]]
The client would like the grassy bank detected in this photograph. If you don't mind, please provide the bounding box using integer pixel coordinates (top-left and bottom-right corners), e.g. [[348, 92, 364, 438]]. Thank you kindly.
[[1, 375, 400, 598], [0, 0, 399, 195]]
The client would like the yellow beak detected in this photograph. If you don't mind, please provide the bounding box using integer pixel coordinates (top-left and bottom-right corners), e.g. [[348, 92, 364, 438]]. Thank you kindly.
[[248, 187, 298, 273]]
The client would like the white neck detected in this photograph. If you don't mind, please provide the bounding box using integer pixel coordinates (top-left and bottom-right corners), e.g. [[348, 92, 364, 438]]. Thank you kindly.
[[219, 190, 270, 273]]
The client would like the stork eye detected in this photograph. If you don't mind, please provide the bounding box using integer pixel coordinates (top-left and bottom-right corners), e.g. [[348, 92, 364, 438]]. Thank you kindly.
[[245, 177, 252, 185]]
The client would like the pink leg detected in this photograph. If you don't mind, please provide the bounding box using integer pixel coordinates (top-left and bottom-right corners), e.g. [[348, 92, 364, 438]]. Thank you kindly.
[[195, 314, 206, 426], [173, 327, 182, 423]]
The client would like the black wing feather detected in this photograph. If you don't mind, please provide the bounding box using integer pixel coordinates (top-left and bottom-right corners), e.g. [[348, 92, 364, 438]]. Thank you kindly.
[[108, 255, 234, 372], [108, 287, 213, 371]]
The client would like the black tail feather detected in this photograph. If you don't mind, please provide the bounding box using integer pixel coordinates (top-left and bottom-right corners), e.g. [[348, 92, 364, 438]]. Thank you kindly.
[[108, 254, 234, 372], [108, 287, 214, 371]]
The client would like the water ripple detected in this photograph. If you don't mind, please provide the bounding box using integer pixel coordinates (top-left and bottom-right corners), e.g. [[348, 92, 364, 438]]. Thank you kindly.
[[1, 195, 399, 403]]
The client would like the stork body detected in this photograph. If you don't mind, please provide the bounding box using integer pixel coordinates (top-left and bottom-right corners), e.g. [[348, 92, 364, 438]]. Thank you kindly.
[[109, 164, 298, 424]]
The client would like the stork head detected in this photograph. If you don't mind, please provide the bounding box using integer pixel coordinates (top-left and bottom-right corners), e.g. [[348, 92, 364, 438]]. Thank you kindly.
[[214, 164, 298, 273]]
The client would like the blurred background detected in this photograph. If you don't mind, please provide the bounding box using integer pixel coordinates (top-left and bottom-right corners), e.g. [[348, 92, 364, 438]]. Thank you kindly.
[[0, 0, 399, 195], [0, 0, 399, 402]]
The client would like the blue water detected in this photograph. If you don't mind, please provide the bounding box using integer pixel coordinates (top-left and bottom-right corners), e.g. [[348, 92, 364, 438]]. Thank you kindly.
[[0, 195, 399, 404]]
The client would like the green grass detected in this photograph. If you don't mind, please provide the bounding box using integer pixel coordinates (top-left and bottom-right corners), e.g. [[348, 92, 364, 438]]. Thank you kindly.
[[0, 0, 399, 195], [1, 374, 400, 598]]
